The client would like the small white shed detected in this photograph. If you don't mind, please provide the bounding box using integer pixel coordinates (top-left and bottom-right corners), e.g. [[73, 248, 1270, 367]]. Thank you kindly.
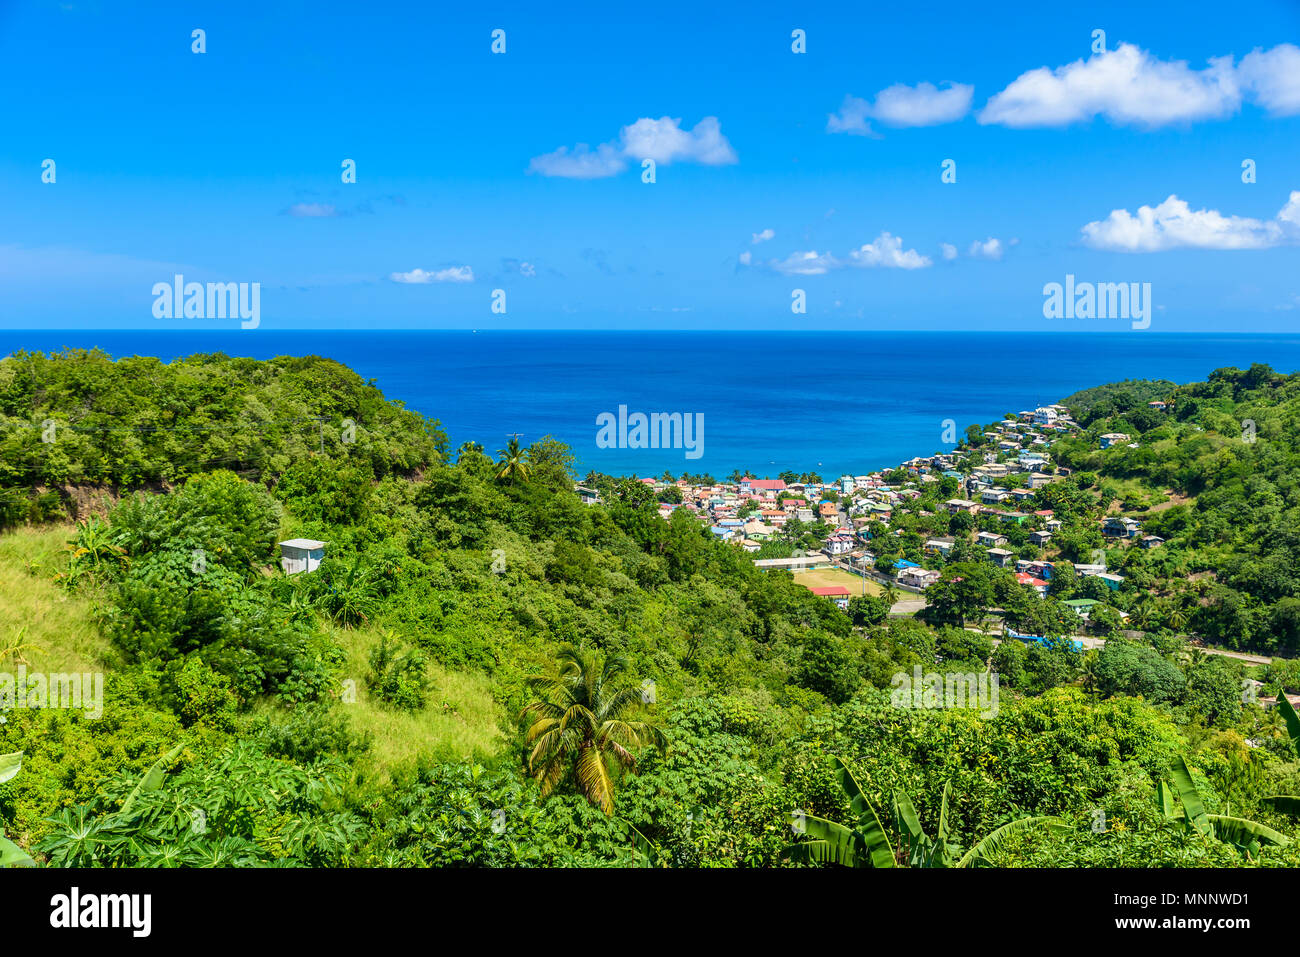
[[278, 538, 326, 575]]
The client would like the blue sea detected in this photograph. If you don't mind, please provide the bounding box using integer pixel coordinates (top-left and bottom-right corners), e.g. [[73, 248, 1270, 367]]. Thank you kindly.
[[6, 330, 1300, 477]]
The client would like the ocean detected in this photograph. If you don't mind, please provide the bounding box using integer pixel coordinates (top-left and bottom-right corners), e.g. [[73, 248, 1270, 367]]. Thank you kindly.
[[6, 330, 1300, 478]]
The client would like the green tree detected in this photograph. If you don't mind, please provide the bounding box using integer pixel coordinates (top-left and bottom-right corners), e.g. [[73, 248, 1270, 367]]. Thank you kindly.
[[520, 647, 664, 814]]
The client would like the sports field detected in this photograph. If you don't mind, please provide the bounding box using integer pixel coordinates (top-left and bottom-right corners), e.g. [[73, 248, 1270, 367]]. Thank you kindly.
[[793, 568, 883, 595]]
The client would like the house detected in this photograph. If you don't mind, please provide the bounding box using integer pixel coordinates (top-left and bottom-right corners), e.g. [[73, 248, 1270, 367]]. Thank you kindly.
[[279, 539, 326, 575], [987, 547, 1015, 567], [924, 537, 955, 557], [1095, 572, 1125, 591], [1016, 572, 1049, 598], [818, 501, 839, 520], [1062, 598, 1099, 621], [976, 531, 1007, 548], [1099, 432, 1130, 449], [1045, 519, 1063, 532], [740, 539, 762, 553], [576, 486, 601, 505], [1018, 559, 1054, 579], [1029, 530, 1053, 547], [981, 488, 1012, 505], [1033, 407, 1060, 425], [898, 567, 941, 589], [943, 498, 981, 515], [1139, 534, 1165, 549], [824, 533, 855, 556], [1103, 516, 1142, 539], [997, 511, 1031, 525], [796, 508, 815, 523], [1027, 472, 1053, 489], [742, 477, 787, 493]]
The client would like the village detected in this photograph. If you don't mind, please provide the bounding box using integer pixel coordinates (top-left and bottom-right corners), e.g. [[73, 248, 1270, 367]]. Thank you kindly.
[[576, 401, 1171, 641]]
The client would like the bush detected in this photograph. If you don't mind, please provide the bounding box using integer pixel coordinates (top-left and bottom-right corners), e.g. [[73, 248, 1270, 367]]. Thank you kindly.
[[367, 634, 431, 711]]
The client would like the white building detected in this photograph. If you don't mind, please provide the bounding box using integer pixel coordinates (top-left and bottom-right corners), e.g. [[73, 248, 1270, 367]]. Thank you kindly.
[[279, 538, 326, 575]]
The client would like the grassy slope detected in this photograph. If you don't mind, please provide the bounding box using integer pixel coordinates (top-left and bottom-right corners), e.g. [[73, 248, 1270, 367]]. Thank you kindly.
[[301, 623, 503, 777], [0, 525, 117, 673], [0, 524, 504, 780]]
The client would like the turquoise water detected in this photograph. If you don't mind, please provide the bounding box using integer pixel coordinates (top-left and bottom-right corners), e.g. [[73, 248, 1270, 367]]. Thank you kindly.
[[7, 330, 1300, 477]]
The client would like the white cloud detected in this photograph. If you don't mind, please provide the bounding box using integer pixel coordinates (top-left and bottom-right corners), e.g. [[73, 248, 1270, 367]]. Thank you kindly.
[[286, 202, 338, 218], [826, 95, 877, 136], [620, 116, 737, 165], [389, 266, 474, 283], [738, 250, 753, 266], [1238, 44, 1300, 115], [941, 243, 958, 261], [968, 237, 1005, 260], [868, 82, 974, 127], [980, 43, 1240, 127], [770, 250, 840, 275], [529, 116, 737, 178], [527, 143, 627, 179], [828, 82, 972, 135], [846, 232, 931, 269], [1080, 192, 1300, 251], [752, 228, 775, 244], [764, 233, 931, 274]]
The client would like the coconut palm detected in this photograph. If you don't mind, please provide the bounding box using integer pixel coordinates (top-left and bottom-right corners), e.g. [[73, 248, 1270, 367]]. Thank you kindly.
[[495, 437, 531, 485], [784, 756, 1065, 868], [520, 646, 663, 814]]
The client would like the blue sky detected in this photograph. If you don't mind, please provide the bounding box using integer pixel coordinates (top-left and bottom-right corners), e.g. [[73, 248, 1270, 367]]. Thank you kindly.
[[1, 0, 1298, 331]]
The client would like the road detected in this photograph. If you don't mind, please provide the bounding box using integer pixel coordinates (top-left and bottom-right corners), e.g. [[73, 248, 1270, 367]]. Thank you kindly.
[[822, 518, 1274, 664]]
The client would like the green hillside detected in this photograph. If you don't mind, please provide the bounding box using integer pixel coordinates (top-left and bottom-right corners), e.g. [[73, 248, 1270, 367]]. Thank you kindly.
[[3, 351, 1300, 869]]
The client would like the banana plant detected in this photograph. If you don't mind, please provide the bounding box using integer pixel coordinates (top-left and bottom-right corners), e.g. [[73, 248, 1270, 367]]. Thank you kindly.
[[784, 756, 1064, 868], [622, 805, 704, 868], [1158, 754, 1289, 857], [783, 756, 897, 868], [1261, 694, 1300, 817], [0, 752, 35, 867]]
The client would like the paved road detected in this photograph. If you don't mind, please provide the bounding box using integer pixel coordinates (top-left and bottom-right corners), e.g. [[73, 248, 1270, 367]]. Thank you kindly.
[[826, 549, 1274, 664]]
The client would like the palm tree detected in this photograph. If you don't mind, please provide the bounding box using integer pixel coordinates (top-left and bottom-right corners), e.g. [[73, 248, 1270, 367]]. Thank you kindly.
[[520, 647, 664, 814], [495, 436, 531, 485], [784, 757, 1065, 868]]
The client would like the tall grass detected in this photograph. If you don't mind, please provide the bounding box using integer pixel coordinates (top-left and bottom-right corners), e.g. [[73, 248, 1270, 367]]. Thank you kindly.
[[323, 622, 505, 778], [0, 525, 117, 673]]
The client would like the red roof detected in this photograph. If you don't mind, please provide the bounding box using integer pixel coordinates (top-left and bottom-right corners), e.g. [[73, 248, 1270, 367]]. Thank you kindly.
[[809, 586, 852, 596], [747, 478, 787, 490], [1017, 573, 1048, 587]]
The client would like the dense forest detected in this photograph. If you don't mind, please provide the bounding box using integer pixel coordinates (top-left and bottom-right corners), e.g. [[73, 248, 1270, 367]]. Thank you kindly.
[[3, 348, 1300, 868]]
